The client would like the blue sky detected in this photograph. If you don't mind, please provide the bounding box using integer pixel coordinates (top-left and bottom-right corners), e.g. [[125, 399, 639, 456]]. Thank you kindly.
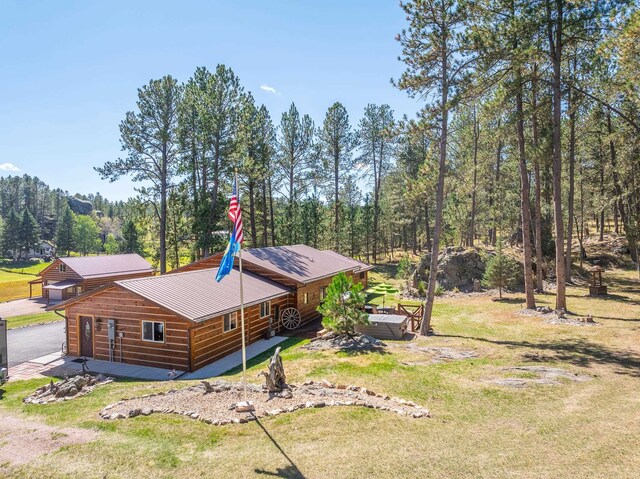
[[0, 1, 420, 201]]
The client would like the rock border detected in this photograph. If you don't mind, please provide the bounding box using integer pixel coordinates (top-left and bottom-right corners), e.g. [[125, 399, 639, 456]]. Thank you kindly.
[[99, 379, 430, 425]]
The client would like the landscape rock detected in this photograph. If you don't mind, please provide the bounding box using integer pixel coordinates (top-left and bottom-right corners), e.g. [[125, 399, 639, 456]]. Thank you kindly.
[[24, 374, 114, 404]]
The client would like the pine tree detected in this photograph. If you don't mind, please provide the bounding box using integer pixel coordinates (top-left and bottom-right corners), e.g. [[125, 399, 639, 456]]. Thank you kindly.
[[1, 210, 20, 260], [358, 104, 396, 263], [317, 272, 368, 335], [396, 0, 473, 335], [55, 206, 76, 255], [321, 102, 357, 253], [19, 208, 40, 258], [276, 103, 314, 245], [122, 219, 143, 255], [95, 75, 182, 273], [482, 240, 520, 298]]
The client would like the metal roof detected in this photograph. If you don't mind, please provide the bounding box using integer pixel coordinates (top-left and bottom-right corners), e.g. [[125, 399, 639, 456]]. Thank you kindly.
[[57, 254, 153, 278], [242, 244, 371, 285], [115, 267, 292, 322], [321, 250, 374, 272], [43, 279, 81, 290]]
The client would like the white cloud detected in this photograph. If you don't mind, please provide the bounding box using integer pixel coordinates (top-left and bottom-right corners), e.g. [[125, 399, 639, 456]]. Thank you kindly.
[[0, 162, 20, 172], [260, 84, 278, 95]]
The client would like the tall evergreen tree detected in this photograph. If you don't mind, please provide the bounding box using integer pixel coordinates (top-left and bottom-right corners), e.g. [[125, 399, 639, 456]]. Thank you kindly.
[[321, 102, 357, 252], [396, 0, 473, 335], [95, 75, 182, 273], [122, 218, 143, 255], [358, 104, 396, 263], [276, 103, 314, 245], [19, 208, 40, 258], [55, 206, 76, 256], [1, 210, 20, 260]]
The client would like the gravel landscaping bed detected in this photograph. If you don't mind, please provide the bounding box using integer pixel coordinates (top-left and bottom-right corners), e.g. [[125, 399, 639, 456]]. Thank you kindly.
[[100, 380, 429, 425], [304, 332, 385, 352]]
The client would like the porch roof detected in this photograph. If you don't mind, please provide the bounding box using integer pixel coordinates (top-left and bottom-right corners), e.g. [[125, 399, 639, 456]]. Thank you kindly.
[[43, 279, 81, 290]]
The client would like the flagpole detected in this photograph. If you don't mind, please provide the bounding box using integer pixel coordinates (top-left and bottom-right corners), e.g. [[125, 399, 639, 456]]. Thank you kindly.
[[237, 170, 248, 404]]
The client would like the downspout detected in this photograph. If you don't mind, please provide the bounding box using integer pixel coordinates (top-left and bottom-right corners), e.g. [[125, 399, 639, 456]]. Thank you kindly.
[[53, 309, 68, 356]]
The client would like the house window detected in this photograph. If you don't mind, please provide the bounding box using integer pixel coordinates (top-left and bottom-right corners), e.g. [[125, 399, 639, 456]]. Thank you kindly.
[[359, 272, 365, 279], [59, 263, 66, 272], [76, 286, 83, 295], [260, 301, 271, 318], [320, 287, 328, 301], [304, 292, 309, 304], [224, 312, 238, 332], [142, 321, 164, 342]]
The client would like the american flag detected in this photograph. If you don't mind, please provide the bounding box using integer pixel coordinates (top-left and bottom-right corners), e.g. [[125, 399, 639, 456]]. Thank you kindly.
[[228, 179, 243, 244]]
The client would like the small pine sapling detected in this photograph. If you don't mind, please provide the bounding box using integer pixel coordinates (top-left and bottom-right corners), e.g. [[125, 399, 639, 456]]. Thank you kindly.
[[317, 272, 368, 335], [483, 240, 520, 298]]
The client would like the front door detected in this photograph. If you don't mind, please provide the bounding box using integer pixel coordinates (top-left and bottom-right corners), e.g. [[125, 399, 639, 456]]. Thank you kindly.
[[79, 316, 93, 358]]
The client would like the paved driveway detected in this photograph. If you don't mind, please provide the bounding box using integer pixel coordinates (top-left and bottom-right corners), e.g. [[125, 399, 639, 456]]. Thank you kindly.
[[0, 298, 54, 318], [6, 321, 65, 367]]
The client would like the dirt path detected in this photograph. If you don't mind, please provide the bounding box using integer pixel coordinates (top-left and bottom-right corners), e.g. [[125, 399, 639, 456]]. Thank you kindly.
[[0, 414, 98, 467]]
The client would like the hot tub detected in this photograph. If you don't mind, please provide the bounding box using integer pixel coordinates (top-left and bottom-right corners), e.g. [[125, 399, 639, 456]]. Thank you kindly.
[[355, 314, 409, 340]]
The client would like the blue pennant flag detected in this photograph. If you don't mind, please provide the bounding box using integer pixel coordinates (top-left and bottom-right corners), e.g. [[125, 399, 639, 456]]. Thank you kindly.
[[215, 238, 238, 282]]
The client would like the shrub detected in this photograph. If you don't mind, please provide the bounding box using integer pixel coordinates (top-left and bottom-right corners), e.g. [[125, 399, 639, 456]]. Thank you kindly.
[[417, 280, 426, 297], [434, 283, 445, 296], [317, 272, 368, 335]]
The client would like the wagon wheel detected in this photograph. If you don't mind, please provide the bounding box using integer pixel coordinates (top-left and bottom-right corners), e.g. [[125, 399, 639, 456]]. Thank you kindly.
[[280, 307, 302, 330]]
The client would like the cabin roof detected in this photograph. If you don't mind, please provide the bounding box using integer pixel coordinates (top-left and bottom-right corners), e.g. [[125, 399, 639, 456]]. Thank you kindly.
[[321, 250, 374, 273], [42, 254, 154, 279], [239, 244, 371, 285], [115, 267, 292, 322]]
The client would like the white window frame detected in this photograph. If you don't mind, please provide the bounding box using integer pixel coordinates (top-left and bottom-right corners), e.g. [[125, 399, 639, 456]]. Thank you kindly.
[[223, 312, 238, 332], [260, 301, 271, 319], [58, 263, 66, 272], [304, 292, 309, 304], [141, 320, 165, 343]]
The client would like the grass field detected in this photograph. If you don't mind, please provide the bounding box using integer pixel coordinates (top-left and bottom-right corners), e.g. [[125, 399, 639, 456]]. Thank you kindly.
[[0, 264, 638, 478], [5, 311, 61, 329], [0, 259, 49, 303]]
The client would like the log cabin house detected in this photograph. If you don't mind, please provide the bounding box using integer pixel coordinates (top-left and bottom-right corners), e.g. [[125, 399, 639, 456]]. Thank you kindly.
[[34, 254, 154, 301], [49, 245, 371, 373]]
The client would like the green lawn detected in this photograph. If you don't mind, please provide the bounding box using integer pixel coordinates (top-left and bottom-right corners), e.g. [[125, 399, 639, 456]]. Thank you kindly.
[[4, 311, 62, 329], [0, 264, 639, 478], [0, 259, 50, 302], [0, 259, 51, 277]]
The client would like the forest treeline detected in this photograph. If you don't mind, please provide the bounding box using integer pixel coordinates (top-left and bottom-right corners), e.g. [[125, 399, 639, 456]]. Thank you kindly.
[[0, 1, 638, 332]]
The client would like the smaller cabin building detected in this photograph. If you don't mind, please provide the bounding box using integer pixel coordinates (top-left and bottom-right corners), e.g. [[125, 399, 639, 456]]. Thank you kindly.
[[37, 254, 154, 302]]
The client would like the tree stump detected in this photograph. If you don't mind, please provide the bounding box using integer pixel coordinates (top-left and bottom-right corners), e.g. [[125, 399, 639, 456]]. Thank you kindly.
[[258, 346, 287, 392]]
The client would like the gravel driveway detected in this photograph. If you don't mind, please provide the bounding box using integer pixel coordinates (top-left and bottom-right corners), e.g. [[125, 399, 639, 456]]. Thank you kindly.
[[0, 298, 54, 317]]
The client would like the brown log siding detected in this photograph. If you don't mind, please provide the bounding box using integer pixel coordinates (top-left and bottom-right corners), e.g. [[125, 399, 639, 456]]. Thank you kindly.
[[42, 258, 154, 300], [66, 286, 191, 371], [190, 295, 293, 370]]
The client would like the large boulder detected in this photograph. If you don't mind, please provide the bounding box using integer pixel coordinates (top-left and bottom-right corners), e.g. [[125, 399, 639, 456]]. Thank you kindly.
[[67, 196, 93, 215], [418, 247, 486, 290]]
